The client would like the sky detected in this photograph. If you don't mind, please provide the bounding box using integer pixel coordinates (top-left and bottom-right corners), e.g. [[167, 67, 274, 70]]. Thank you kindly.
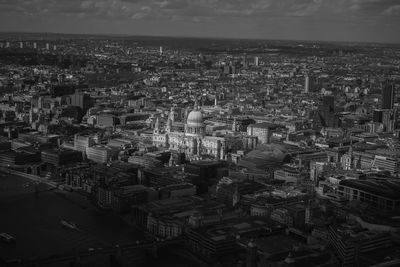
[[0, 0, 399, 43]]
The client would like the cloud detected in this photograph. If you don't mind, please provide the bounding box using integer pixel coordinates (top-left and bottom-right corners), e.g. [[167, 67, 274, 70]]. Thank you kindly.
[[0, 0, 399, 43], [285, 0, 323, 17], [382, 4, 400, 16], [1, 0, 398, 21]]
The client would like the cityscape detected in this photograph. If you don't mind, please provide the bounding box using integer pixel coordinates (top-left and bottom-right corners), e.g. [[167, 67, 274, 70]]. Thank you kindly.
[[0, 1, 400, 267]]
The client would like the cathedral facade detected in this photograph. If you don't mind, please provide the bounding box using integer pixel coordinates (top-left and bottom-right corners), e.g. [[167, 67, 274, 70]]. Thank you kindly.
[[152, 103, 228, 160]]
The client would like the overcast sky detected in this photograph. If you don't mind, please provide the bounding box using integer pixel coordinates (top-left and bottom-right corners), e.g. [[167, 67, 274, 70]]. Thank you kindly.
[[0, 0, 399, 43]]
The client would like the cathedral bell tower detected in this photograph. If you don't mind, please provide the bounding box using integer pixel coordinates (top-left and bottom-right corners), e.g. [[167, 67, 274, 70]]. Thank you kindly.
[[166, 117, 172, 133], [154, 117, 160, 134]]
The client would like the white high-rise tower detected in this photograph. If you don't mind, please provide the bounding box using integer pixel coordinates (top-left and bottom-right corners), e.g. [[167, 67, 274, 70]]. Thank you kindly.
[[304, 75, 310, 93]]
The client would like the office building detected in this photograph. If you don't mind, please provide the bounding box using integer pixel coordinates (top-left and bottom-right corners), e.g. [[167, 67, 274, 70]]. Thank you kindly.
[[337, 179, 400, 210], [186, 217, 278, 262], [382, 109, 396, 132], [0, 150, 41, 166], [329, 223, 392, 267], [50, 85, 77, 97], [97, 114, 119, 128], [373, 149, 400, 176], [68, 92, 93, 114], [382, 82, 395, 110], [323, 95, 334, 110], [274, 165, 307, 184], [304, 75, 315, 93], [128, 155, 163, 169], [318, 95, 339, 128], [216, 180, 265, 208], [185, 160, 227, 193], [232, 117, 256, 132], [74, 134, 95, 153], [247, 122, 280, 144], [41, 149, 82, 166], [86, 145, 120, 163], [373, 109, 383, 123], [304, 75, 310, 93], [159, 183, 196, 199], [111, 185, 150, 213], [127, 94, 146, 108]]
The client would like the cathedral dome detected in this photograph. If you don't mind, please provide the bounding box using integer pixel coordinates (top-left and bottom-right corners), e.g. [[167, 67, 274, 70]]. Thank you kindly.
[[187, 110, 204, 126]]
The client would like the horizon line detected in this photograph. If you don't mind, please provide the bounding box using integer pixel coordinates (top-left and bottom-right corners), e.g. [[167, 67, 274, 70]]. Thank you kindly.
[[0, 30, 399, 46]]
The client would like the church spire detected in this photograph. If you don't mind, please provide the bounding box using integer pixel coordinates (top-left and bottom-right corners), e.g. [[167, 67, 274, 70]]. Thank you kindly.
[[154, 117, 160, 134], [166, 117, 172, 133], [169, 107, 175, 122]]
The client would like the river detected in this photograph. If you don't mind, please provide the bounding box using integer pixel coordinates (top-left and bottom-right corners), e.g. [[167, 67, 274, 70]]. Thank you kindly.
[[0, 173, 143, 263], [0, 173, 201, 267]]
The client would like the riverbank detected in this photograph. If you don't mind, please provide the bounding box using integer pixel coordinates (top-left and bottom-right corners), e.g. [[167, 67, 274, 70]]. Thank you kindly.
[[0, 172, 206, 267], [0, 173, 144, 262]]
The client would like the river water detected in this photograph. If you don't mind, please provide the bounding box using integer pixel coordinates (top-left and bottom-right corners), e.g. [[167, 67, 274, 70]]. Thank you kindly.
[[0, 173, 143, 262], [0, 173, 201, 267]]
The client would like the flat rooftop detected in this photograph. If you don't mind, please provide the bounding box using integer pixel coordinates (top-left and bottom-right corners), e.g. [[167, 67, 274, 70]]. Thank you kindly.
[[340, 179, 400, 200]]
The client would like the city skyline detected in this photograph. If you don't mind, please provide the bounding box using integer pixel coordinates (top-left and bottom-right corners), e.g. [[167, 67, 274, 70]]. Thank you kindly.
[[0, 0, 400, 44], [1, 2, 400, 267]]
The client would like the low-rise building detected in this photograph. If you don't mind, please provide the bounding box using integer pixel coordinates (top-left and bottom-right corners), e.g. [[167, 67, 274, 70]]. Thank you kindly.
[[247, 122, 280, 144], [41, 148, 82, 166], [329, 223, 392, 267], [86, 145, 120, 163], [337, 179, 400, 210], [274, 165, 308, 184]]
